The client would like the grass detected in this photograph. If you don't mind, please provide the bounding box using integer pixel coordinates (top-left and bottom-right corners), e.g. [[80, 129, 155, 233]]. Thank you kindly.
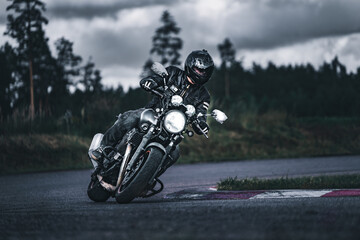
[[178, 113, 360, 163], [0, 134, 91, 174], [1, 112, 359, 173], [217, 174, 360, 191]]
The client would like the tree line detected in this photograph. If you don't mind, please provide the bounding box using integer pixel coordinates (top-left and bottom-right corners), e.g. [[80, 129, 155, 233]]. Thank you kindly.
[[212, 38, 360, 117], [1, 0, 359, 136]]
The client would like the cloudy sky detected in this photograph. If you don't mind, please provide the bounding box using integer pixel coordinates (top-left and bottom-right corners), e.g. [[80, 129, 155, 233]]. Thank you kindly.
[[1, 0, 360, 90]]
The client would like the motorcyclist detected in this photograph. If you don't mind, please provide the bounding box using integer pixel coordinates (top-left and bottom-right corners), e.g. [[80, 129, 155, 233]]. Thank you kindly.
[[90, 49, 214, 167]]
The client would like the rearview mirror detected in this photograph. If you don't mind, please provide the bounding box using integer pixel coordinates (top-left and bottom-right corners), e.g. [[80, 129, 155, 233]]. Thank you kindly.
[[211, 109, 228, 124], [151, 62, 168, 77]]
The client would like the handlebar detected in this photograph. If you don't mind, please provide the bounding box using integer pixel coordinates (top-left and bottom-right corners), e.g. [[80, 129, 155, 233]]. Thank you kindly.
[[150, 89, 164, 98]]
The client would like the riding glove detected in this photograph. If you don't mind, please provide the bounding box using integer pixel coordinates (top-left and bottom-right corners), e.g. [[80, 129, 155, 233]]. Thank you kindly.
[[192, 120, 210, 135], [140, 75, 164, 91]]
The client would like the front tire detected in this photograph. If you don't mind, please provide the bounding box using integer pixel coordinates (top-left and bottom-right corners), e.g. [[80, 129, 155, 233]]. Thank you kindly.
[[115, 147, 164, 203], [87, 179, 111, 202]]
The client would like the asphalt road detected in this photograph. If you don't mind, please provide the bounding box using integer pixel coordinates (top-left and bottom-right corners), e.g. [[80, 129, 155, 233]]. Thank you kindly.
[[1, 155, 360, 239]]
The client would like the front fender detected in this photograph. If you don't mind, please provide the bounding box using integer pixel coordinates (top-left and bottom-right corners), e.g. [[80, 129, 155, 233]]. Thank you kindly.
[[146, 142, 166, 154]]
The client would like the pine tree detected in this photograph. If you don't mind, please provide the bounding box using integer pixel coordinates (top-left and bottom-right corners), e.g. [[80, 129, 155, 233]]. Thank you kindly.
[[5, 0, 49, 119], [218, 38, 236, 97], [92, 70, 102, 95], [0, 43, 17, 119], [54, 37, 82, 92], [141, 11, 183, 78], [79, 57, 102, 93], [150, 10, 183, 66]]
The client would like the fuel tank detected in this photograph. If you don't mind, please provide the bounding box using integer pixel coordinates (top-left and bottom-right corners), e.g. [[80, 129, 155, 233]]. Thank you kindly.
[[138, 109, 157, 131]]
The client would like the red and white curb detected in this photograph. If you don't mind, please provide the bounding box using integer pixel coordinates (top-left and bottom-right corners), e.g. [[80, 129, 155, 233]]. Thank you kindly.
[[164, 188, 360, 200]]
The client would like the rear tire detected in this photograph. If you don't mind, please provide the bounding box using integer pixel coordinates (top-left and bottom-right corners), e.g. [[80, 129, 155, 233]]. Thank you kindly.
[[87, 179, 111, 202], [115, 147, 164, 203]]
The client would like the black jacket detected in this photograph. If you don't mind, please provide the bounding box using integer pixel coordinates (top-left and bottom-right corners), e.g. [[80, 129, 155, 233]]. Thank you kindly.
[[140, 66, 210, 122]]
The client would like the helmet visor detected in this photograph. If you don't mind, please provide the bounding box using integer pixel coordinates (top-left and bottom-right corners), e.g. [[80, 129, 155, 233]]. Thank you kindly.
[[193, 66, 207, 76], [192, 66, 211, 79]]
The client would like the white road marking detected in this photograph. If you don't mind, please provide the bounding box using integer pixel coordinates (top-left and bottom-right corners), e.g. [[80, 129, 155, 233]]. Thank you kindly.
[[181, 194, 204, 199], [250, 190, 332, 199]]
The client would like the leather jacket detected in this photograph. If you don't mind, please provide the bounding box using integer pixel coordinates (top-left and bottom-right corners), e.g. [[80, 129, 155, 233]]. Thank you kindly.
[[140, 66, 210, 122]]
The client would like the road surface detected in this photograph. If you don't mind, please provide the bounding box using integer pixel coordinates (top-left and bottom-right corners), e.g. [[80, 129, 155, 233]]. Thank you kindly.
[[1, 155, 359, 239]]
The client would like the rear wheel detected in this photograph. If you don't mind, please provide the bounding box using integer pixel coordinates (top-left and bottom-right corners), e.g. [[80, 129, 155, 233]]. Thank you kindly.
[[115, 147, 164, 203], [87, 179, 111, 202]]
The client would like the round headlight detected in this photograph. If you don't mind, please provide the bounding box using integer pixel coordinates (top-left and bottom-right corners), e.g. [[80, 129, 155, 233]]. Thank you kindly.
[[164, 110, 186, 133], [185, 105, 196, 117], [171, 95, 183, 107]]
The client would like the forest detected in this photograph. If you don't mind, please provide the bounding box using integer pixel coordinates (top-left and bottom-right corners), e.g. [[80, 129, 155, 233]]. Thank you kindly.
[[0, 0, 359, 173]]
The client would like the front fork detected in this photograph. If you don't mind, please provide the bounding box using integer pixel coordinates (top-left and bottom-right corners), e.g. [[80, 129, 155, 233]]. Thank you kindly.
[[97, 127, 180, 194], [116, 144, 132, 187], [97, 126, 154, 192], [147, 134, 182, 187]]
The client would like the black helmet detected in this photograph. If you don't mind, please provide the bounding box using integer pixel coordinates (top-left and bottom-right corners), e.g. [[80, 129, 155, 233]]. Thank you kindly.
[[185, 49, 214, 85]]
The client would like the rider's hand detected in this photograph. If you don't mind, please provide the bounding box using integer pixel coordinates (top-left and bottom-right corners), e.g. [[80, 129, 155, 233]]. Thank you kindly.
[[192, 120, 210, 135], [141, 79, 157, 91]]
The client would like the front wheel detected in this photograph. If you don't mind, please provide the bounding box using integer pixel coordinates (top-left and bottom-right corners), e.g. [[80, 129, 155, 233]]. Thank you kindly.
[[87, 179, 111, 202], [115, 147, 164, 203]]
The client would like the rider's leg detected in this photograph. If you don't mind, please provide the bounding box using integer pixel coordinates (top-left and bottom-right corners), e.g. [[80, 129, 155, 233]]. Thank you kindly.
[[90, 108, 145, 161]]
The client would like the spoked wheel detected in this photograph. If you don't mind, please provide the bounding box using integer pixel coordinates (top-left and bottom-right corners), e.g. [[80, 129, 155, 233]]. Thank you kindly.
[[87, 179, 111, 202], [115, 147, 164, 204]]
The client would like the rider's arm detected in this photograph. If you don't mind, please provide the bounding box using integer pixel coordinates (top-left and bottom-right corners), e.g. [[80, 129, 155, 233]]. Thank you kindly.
[[140, 66, 183, 91], [192, 87, 211, 135], [196, 87, 211, 122]]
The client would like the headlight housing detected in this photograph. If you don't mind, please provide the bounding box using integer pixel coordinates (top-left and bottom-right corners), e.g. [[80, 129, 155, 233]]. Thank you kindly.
[[164, 110, 186, 133], [185, 105, 196, 117], [171, 95, 183, 107]]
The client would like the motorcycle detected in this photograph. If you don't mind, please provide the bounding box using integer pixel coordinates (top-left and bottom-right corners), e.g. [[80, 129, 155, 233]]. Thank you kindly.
[[87, 62, 228, 203]]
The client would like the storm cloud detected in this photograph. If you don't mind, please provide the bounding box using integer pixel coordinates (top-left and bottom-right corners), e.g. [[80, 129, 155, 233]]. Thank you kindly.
[[175, 0, 360, 50], [0, 0, 180, 23], [232, 0, 360, 49], [46, 0, 180, 19]]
